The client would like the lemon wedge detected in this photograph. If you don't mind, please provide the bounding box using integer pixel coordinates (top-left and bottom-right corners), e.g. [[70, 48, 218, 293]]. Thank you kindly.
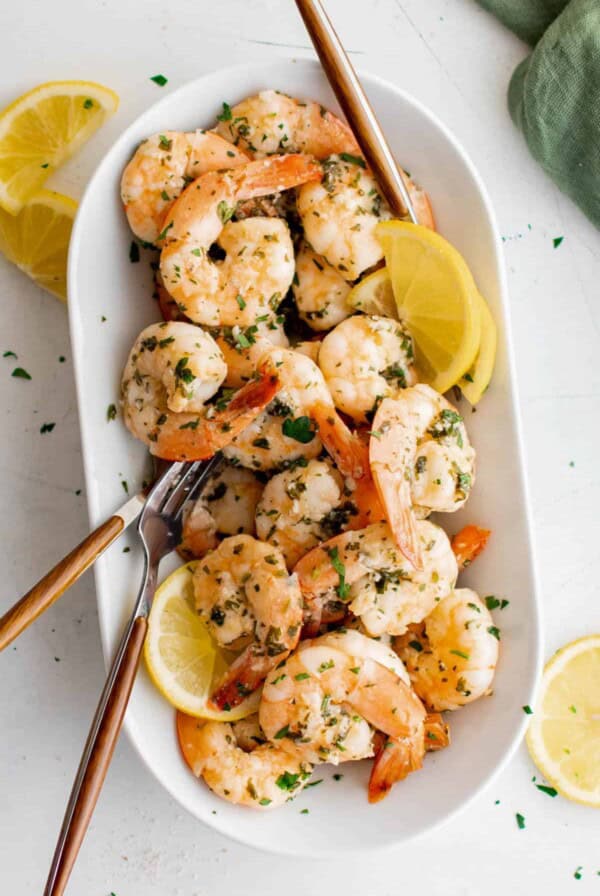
[[376, 220, 481, 394], [0, 80, 118, 214], [346, 266, 398, 319], [0, 189, 76, 301], [526, 635, 600, 807], [459, 291, 497, 405], [144, 562, 260, 721]]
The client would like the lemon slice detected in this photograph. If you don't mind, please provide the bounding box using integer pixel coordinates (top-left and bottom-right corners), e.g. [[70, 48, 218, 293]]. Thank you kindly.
[[526, 635, 600, 807], [459, 292, 497, 405], [376, 220, 481, 394], [0, 80, 119, 214], [347, 267, 398, 319], [0, 189, 76, 301], [144, 562, 260, 721]]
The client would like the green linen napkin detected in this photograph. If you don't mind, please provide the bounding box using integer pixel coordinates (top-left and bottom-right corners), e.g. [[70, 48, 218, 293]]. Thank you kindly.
[[476, 0, 600, 228]]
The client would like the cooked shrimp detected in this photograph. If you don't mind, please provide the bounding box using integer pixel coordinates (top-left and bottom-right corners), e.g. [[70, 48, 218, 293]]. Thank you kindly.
[[193, 535, 303, 709], [215, 90, 359, 158], [259, 629, 425, 776], [176, 712, 313, 809], [292, 242, 351, 332], [121, 130, 249, 244], [297, 153, 435, 282], [294, 520, 457, 637], [179, 464, 264, 559], [318, 315, 416, 423], [369, 388, 476, 568], [255, 458, 357, 567], [120, 321, 279, 461], [297, 154, 391, 281], [394, 589, 499, 711], [224, 344, 365, 478], [159, 155, 320, 330]]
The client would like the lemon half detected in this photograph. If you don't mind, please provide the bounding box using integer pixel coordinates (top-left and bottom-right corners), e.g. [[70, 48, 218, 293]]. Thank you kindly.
[[144, 562, 260, 721], [527, 635, 600, 807], [0, 80, 118, 214]]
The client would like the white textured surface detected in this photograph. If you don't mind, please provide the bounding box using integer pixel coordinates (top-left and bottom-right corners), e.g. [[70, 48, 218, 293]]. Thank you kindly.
[[1, 0, 599, 893]]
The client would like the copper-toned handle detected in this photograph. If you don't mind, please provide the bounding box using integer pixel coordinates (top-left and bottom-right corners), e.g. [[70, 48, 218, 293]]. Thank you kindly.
[[44, 615, 147, 896], [295, 0, 417, 221], [0, 515, 125, 651]]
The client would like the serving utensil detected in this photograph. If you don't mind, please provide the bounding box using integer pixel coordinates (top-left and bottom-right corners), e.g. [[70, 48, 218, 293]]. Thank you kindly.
[[294, 0, 418, 222], [0, 460, 169, 651], [43, 454, 221, 896]]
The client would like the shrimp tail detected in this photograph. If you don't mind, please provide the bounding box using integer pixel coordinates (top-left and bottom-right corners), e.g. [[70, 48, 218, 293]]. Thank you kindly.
[[209, 645, 288, 710], [368, 732, 424, 803], [151, 369, 280, 461], [176, 711, 207, 777], [311, 402, 366, 480], [451, 525, 491, 569], [373, 467, 423, 570], [234, 153, 322, 198], [424, 712, 450, 752]]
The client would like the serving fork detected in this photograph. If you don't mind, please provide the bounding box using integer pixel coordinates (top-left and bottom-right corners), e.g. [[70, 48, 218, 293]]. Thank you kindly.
[[43, 454, 221, 896]]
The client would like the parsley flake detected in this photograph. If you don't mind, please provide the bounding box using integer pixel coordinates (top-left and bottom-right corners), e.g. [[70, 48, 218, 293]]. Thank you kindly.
[[107, 403, 117, 421], [515, 812, 526, 830], [150, 74, 168, 86], [12, 367, 31, 380], [552, 236, 564, 249], [327, 546, 350, 599], [282, 415, 316, 444], [129, 241, 140, 263]]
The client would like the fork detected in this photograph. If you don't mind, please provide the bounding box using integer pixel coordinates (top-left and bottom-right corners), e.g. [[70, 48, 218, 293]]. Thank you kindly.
[[43, 454, 222, 896]]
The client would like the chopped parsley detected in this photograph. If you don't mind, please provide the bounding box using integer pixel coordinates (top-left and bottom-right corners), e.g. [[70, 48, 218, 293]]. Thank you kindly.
[[150, 74, 168, 86], [327, 546, 350, 599], [485, 595, 509, 611], [3, 350, 17, 358], [282, 415, 316, 444], [522, 705, 533, 715], [129, 241, 140, 263], [408, 639, 423, 652], [217, 102, 232, 122], [515, 812, 526, 830], [574, 867, 583, 880], [274, 725, 290, 739], [552, 236, 564, 249], [487, 625, 501, 640], [535, 783, 557, 798], [12, 367, 31, 380], [259, 798, 271, 806], [107, 403, 117, 421], [121, 480, 129, 494], [83, 98, 94, 109], [217, 200, 235, 224], [339, 152, 366, 168], [276, 771, 300, 791], [157, 221, 173, 241]]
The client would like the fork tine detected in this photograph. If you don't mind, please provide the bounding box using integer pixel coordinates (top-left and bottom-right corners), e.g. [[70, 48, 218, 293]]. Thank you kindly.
[[161, 453, 223, 520], [171, 453, 224, 522]]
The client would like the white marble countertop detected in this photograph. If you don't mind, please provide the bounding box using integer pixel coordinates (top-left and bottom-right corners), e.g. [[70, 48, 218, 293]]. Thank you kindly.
[[2, 0, 600, 893]]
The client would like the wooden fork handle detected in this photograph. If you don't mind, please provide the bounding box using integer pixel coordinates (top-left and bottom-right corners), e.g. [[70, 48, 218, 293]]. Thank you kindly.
[[44, 615, 147, 896], [0, 515, 124, 652]]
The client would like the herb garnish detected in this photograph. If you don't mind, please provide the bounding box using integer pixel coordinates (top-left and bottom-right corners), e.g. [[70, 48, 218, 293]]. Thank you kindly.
[[282, 416, 316, 444], [12, 367, 31, 380], [327, 546, 350, 599], [107, 403, 117, 421], [150, 74, 168, 86]]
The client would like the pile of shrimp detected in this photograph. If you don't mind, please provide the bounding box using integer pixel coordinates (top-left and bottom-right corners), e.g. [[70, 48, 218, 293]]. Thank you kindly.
[[119, 89, 499, 810]]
